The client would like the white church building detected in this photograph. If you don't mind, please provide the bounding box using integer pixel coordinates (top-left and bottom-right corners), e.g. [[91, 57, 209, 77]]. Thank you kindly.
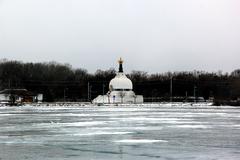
[[93, 58, 143, 104]]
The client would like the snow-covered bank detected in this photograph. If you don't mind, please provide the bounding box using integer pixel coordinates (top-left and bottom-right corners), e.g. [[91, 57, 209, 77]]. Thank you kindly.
[[1, 101, 236, 108]]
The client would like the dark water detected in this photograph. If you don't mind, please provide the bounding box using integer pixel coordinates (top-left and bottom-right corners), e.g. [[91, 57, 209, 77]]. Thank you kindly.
[[0, 104, 240, 160]]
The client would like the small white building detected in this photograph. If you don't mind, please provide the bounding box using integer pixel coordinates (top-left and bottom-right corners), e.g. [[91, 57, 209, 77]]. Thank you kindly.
[[93, 58, 143, 104]]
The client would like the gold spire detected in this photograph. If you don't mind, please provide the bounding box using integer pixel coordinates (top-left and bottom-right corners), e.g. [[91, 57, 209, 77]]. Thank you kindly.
[[118, 57, 123, 64]]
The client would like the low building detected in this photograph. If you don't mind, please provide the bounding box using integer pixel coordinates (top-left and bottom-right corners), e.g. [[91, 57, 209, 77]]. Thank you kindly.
[[0, 89, 43, 103], [93, 58, 143, 104]]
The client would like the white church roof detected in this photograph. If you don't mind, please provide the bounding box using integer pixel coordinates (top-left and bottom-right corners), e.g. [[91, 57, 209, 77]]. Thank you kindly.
[[109, 73, 133, 90]]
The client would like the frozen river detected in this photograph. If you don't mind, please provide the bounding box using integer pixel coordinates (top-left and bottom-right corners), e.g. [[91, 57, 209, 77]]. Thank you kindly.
[[0, 104, 240, 160]]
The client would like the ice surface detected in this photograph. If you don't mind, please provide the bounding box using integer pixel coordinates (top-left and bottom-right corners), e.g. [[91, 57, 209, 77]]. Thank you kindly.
[[114, 139, 168, 143], [0, 104, 240, 160], [169, 124, 211, 129], [71, 131, 133, 136]]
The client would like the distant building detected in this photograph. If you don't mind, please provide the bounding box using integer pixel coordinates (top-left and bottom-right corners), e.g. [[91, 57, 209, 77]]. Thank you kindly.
[[93, 58, 143, 104], [0, 89, 43, 103], [186, 96, 205, 102]]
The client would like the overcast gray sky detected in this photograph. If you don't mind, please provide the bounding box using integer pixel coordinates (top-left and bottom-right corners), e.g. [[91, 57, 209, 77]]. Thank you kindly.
[[0, 0, 239, 73]]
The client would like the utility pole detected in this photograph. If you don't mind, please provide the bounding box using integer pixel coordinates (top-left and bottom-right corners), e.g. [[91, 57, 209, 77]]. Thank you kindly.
[[103, 84, 105, 95], [8, 79, 11, 89], [88, 82, 92, 102], [193, 86, 197, 103], [88, 82, 90, 101], [64, 89, 65, 102], [185, 91, 188, 102], [102, 84, 105, 104], [170, 77, 173, 102], [63, 88, 68, 102]]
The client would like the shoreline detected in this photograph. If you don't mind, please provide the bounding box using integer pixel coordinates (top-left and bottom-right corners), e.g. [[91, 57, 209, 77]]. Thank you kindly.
[[0, 102, 231, 107]]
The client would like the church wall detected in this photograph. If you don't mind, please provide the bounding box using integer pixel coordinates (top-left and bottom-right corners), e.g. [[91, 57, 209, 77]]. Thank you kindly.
[[92, 93, 143, 104]]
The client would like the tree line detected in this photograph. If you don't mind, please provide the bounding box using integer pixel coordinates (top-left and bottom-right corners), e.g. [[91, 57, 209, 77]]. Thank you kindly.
[[0, 59, 240, 102]]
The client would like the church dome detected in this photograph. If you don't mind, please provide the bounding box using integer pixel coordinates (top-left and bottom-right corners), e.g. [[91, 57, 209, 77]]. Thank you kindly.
[[109, 73, 133, 90], [109, 58, 133, 91]]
